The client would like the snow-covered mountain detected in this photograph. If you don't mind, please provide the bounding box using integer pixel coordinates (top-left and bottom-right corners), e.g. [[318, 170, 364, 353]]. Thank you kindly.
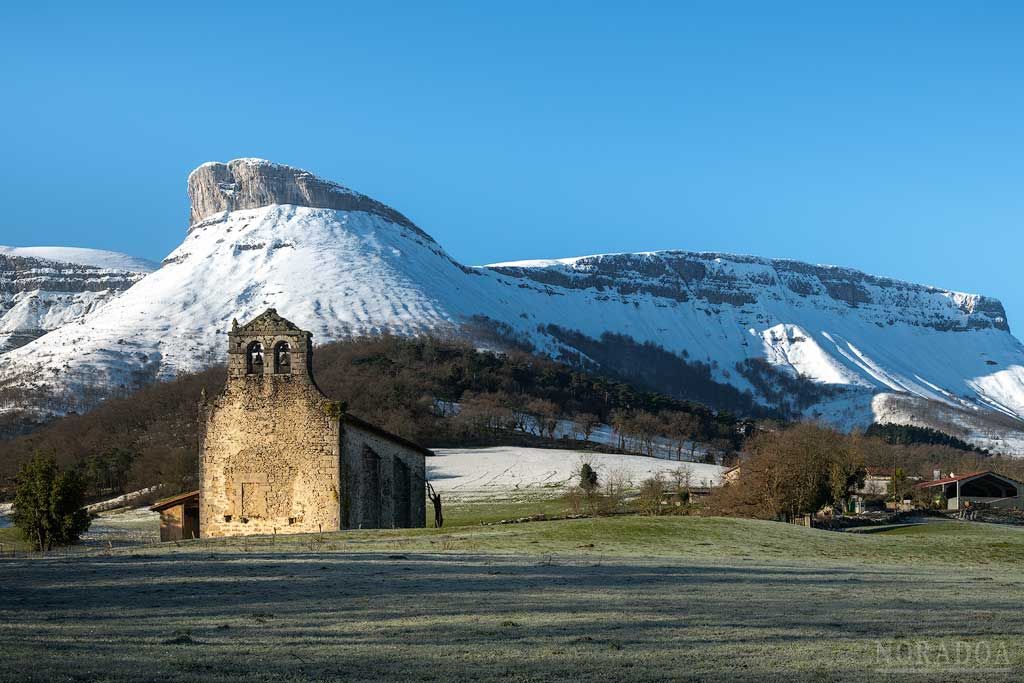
[[0, 247, 156, 354], [2, 158, 1023, 452], [0, 246, 157, 273]]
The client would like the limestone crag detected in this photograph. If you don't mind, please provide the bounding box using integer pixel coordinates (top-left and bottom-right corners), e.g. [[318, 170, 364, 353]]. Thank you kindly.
[[489, 252, 1011, 334], [0, 253, 151, 353], [187, 158, 423, 235]]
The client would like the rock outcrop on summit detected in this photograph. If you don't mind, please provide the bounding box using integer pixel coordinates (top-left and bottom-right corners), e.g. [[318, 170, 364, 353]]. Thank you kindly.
[[187, 158, 420, 232], [2, 159, 1024, 453]]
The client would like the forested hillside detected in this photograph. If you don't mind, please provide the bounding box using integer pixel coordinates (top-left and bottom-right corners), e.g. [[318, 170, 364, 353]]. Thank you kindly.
[[0, 336, 745, 500], [5, 334, 1020, 505], [865, 422, 987, 453]]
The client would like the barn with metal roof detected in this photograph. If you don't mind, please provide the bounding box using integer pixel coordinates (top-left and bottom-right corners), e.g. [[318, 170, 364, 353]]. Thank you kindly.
[[914, 471, 1022, 511]]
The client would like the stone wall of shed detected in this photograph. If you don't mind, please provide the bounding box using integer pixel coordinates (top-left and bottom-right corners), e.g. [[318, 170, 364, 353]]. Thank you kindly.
[[341, 423, 426, 529], [200, 376, 341, 538]]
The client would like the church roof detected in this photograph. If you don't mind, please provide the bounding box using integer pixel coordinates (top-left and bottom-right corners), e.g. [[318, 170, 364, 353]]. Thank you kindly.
[[342, 413, 436, 458], [232, 308, 308, 335]]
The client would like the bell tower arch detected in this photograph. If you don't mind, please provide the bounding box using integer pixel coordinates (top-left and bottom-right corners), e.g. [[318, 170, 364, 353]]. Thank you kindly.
[[227, 308, 313, 383]]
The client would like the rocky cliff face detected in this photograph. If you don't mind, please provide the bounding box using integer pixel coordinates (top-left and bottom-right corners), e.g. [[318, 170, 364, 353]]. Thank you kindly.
[[0, 251, 153, 353], [187, 158, 422, 234], [488, 252, 1010, 334]]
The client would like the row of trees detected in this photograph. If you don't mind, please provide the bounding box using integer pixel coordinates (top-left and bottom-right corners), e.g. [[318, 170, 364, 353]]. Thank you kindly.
[[449, 391, 740, 463], [566, 460, 709, 517], [707, 424, 868, 519], [608, 409, 738, 462], [865, 422, 987, 454]]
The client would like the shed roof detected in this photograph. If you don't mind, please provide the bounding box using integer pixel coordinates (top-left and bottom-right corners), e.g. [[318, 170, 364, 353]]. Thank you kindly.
[[149, 490, 200, 512]]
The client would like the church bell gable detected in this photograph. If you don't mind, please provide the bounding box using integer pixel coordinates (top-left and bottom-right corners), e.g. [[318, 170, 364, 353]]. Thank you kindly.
[[227, 308, 313, 383]]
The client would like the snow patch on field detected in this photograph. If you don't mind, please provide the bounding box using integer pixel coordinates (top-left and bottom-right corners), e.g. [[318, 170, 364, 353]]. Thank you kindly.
[[427, 447, 725, 500], [81, 507, 160, 547]]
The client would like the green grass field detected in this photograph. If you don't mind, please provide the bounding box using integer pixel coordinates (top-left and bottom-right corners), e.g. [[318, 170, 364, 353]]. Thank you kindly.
[[0, 526, 30, 553], [2, 508, 1023, 681]]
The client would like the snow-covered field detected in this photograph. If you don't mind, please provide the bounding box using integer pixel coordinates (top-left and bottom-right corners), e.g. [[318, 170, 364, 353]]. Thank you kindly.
[[427, 447, 724, 500], [84, 486, 160, 514]]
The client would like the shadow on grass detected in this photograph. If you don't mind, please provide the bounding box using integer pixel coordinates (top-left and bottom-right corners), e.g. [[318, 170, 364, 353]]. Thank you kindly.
[[1, 551, 1022, 682]]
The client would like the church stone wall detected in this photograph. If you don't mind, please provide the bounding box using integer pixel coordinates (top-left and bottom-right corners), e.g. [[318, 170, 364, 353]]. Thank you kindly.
[[200, 378, 341, 538], [341, 421, 426, 529], [199, 308, 426, 539]]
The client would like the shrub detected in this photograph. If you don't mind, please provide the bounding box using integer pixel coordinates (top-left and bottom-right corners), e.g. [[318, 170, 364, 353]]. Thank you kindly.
[[579, 462, 599, 495], [638, 474, 666, 515]]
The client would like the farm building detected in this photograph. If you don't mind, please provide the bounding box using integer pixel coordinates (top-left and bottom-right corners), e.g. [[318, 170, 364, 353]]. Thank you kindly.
[[721, 466, 741, 484], [856, 467, 894, 496], [914, 471, 1023, 511], [151, 308, 430, 542], [150, 490, 200, 541]]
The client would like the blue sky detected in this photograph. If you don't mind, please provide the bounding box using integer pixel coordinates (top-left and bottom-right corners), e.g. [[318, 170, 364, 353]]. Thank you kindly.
[[2, 2, 1022, 336]]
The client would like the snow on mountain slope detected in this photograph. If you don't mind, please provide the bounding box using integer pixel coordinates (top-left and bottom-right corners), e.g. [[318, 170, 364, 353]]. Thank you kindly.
[[0, 248, 154, 354], [0, 205, 473, 402], [0, 246, 157, 272], [760, 324, 869, 386], [2, 158, 1023, 453], [477, 252, 1024, 430], [871, 393, 1024, 456]]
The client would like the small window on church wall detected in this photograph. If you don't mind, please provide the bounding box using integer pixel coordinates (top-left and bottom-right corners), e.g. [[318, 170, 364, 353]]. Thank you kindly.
[[246, 342, 264, 375], [274, 341, 291, 374]]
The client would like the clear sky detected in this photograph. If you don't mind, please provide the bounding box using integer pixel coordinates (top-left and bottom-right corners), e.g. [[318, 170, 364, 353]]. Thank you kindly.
[[2, 2, 1022, 337]]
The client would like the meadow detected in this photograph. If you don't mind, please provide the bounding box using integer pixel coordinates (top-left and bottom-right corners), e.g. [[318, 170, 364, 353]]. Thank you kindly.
[[1, 503, 1022, 682]]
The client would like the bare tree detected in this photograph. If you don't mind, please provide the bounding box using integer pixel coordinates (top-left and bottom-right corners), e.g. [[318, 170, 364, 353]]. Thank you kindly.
[[600, 466, 633, 514], [426, 481, 443, 528], [638, 474, 666, 515], [573, 412, 600, 442], [527, 399, 560, 439]]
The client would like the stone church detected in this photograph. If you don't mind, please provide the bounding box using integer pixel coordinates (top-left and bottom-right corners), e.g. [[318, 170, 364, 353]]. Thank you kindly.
[[153, 309, 428, 540]]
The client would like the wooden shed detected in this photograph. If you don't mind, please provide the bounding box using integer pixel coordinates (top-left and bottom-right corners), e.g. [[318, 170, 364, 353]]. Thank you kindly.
[[150, 490, 200, 541]]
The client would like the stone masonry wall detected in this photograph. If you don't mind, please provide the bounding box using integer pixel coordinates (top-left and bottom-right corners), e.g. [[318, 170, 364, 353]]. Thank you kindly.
[[200, 375, 341, 538], [341, 422, 426, 529]]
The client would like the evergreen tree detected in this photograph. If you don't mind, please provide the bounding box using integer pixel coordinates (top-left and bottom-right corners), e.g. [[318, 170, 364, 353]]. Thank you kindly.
[[12, 452, 91, 551], [579, 463, 599, 495]]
